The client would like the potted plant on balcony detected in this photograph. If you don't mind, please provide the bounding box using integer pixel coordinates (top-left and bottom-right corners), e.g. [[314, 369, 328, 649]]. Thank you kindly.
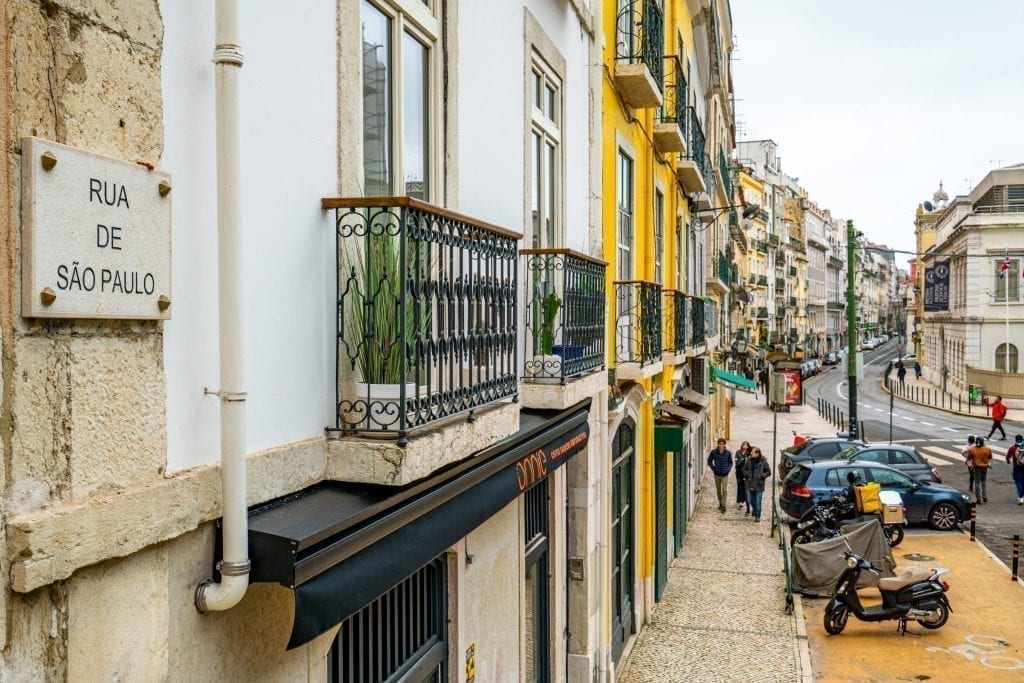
[[344, 227, 423, 432], [526, 288, 562, 382]]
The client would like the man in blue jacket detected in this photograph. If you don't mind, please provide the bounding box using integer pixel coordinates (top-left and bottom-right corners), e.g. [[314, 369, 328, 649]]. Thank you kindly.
[[707, 438, 733, 513]]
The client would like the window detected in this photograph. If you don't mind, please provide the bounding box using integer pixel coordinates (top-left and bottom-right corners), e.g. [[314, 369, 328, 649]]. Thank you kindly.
[[994, 259, 1020, 302], [617, 151, 634, 279], [329, 557, 446, 682], [870, 468, 913, 489], [675, 216, 684, 291], [653, 189, 664, 283], [361, 0, 438, 200], [824, 466, 865, 487], [529, 54, 561, 249], [891, 450, 916, 465], [995, 342, 1019, 373], [524, 479, 550, 682], [853, 449, 886, 464]]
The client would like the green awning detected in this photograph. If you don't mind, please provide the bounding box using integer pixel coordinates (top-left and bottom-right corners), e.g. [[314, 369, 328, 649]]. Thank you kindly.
[[712, 367, 757, 390]]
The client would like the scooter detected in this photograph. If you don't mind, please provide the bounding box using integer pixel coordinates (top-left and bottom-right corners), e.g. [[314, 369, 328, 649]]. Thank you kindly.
[[824, 551, 951, 635], [794, 494, 906, 547]]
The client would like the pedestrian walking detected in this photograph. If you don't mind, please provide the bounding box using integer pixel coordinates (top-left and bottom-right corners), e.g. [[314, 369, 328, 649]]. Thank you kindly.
[[735, 441, 752, 514], [913, 360, 922, 379], [986, 396, 1008, 440], [757, 368, 768, 393], [962, 435, 976, 491], [1006, 434, 1024, 505], [742, 446, 772, 523], [896, 362, 907, 386], [707, 438, 733, 513], [968, 436, 993, 503]]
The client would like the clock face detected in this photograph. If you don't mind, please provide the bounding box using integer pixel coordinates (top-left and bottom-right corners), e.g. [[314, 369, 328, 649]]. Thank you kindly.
[[935, 264, 949, 278]]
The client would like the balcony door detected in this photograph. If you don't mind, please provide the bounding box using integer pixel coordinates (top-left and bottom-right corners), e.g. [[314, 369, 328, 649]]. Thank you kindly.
[[610, 419, 635, 663]]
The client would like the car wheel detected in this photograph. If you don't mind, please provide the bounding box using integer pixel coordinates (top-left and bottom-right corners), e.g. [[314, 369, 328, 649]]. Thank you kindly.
[[928, 502, 960, 531]]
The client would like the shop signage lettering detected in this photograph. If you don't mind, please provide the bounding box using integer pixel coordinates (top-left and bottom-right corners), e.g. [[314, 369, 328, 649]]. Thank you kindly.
[[513, 426, 589, 492], [21, 137, 172, 320]]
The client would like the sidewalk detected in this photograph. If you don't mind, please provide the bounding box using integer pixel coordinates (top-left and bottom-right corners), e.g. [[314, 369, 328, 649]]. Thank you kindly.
[[885, 370, 1024, 423], [619, 390, 831, 682]]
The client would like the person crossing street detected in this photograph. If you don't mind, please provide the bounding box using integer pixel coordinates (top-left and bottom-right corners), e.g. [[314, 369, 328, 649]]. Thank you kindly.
[[968, 436, 993, 503], [1007, 434, 1024, 505], [986, 395, 1008, 440]]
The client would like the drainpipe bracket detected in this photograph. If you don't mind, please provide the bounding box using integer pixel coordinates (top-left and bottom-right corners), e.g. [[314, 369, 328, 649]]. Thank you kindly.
[[203, 387, 248, 402], [216, 559, 252, 577]]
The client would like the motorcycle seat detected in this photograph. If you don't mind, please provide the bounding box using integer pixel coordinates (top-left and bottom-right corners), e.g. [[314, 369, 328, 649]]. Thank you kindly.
[[877, 568, 933, 591]]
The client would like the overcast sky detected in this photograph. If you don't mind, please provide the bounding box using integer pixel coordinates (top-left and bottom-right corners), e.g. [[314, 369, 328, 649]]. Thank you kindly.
[[730, 0, 1024, 268]]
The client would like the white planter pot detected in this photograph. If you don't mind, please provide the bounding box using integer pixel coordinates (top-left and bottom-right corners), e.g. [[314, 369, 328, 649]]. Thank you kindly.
[[351, 381, 417, 432]]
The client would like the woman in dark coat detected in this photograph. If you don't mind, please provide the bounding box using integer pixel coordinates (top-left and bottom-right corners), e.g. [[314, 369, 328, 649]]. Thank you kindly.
[[735, 441, 752, 515]]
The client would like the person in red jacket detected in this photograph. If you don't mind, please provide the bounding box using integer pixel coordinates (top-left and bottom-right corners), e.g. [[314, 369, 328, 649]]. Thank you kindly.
[[987, 396, 1007, 440]]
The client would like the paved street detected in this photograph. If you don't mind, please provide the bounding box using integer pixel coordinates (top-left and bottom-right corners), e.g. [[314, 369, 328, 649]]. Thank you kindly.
[[802, 340, 1024, 561], [619, 390, 815, 682]]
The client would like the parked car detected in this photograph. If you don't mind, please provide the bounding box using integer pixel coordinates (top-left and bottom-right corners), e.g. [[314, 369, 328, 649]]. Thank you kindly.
[[823, 352, 838, 365], [779, 436, 865, 478], [863, 339, 877, 350], [780, 461, 970, 530], [834, 444, 941, 483]]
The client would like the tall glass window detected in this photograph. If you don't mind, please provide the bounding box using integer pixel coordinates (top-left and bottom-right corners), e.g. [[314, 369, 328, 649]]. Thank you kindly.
[[529, 54, 561, 249], [994, 259, 1020, 302], [654, 189, 664, 284], [361, 0, 438, 199], [617, 151, 634, 279]]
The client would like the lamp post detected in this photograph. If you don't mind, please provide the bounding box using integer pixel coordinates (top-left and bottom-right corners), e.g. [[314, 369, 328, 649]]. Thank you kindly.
[[846, 220, 859, 440]]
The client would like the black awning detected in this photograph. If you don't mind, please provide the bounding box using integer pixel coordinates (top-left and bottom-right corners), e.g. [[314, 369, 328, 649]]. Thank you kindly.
[[247, 399, 592, 649]]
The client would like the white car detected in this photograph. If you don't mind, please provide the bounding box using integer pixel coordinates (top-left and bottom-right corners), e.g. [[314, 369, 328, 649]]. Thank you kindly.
[[863, 339, 877, 350]]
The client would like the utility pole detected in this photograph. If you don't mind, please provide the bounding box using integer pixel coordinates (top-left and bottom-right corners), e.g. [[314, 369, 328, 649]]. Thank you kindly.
[[846, 220, 859, 440]]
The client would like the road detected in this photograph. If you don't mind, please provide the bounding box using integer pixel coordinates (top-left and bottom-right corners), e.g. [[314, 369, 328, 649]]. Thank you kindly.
[[801, 340, 1024, 562]]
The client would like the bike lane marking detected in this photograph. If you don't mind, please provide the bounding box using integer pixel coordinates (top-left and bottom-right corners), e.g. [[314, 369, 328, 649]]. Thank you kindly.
[[803, 533, 1024, 681]]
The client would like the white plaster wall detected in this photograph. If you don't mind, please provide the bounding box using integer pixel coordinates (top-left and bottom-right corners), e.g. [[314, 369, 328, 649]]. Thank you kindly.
[[457, 2, 591, 252], [160, 3, 337, 471]]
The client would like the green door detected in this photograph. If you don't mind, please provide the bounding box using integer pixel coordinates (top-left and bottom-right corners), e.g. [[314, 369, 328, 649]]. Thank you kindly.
[[673, 445, 688, 556], [610, 421, 635, 664], [654, 450, 668, 601]]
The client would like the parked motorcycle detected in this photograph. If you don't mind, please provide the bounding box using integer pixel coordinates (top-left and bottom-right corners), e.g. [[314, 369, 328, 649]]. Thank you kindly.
[[824, 551, 951, 635], [793, 493, 905, 547]]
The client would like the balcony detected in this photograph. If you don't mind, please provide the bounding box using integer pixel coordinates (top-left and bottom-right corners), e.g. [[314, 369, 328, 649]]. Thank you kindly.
[[789, 296, 797, 307], [717, 145, 734, 203], [827, 301, 846, 311], [654, 57, 687, 154], [326, 196, 518, 452], [788, 266, 797, 277], [757, 275, 768, 286], [790, 236, 805, 251], [755, 307, 769, 320], [706, 249, 728, 293], [662, 289, 687, 362], [613, 0, 664, 108], [677, 108, 709, 198], [718, 252, 732, 287], [705, 298, 719, 339], [828, 255, 844, 269], [768, 234, 780, 247], [753, 239, 768, 254], [521, 249, 606, 385], [690, 295, 706, 347], [614, 280, 663, 379], [775, 277, 785, 289], [748, 274, 757, 285]]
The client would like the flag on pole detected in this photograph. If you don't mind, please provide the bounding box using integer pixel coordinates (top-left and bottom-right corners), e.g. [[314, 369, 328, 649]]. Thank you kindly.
[[999, 255, 1011, 279]]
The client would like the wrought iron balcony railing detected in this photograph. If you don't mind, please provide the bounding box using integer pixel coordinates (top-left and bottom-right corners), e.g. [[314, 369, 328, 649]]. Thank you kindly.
[[753, 239, 768, 253], [748, 274, 757, 285], [717, 252, 731, 286], [756, 307, 769, 319], [522, 249, 606, 384], [658, 56, 686, 135], [614, 280, 662, 367], [705, 298, 719, 337], [768, 234, 780, 247], [788, 266, 797, 277], [775, 277, 785, 289], [718, 146, 734, 202], [827, 301, 846, 311], [615, 0, 664, 89], [790, 236, 804, 250], [325, 197, 518, 445], [829, 256, 844, 268], [757, 275, 768, 286], [662, 289, 687, 355], [690, 295, 706, 346]]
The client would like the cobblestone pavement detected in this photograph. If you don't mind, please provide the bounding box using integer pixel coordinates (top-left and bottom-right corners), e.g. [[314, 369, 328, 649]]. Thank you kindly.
[[619, 390, 818, 682]]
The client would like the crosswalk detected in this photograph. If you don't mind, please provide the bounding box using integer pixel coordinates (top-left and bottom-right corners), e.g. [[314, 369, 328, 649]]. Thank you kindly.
[[907, 442, 1011, 468]]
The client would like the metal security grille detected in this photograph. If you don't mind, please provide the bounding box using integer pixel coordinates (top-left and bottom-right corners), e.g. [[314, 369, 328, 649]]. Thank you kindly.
[[524, 478, 550, 683], [525, 478, 549, 547], [673, 446, 688, 556], [329, 558, 446, 683]]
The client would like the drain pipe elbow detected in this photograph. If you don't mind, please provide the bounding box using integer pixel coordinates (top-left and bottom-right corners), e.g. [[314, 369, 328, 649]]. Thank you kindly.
[[195, 563, 251, 612]]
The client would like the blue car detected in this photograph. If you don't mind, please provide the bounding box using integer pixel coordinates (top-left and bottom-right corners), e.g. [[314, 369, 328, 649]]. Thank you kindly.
[[780, 460, 970, 530]]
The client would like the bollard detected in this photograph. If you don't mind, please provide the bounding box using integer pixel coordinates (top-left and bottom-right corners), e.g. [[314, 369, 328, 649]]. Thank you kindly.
[[959, 395, 962, 412], [970, 504, 976, 542], [1012, 534, 1020, 581]]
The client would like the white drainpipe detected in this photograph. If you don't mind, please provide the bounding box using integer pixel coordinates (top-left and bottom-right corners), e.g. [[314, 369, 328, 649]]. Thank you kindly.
[[195, 0, 250, 613]]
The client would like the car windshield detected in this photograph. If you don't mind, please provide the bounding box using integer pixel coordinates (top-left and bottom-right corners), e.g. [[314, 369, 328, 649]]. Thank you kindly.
[[835, 446, 861, 460]]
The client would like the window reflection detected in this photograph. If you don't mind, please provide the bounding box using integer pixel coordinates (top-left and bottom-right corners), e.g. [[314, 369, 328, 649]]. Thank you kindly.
[[362, 2, 391, 196], [403, 32, 428, 200]]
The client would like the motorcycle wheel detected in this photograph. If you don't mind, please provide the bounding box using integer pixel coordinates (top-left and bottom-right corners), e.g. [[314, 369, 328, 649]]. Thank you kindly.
[[884, 525, 904, 547], [824, 604, 849, 635], [793, 530, 816, 545], [916, 602, 949, 629]]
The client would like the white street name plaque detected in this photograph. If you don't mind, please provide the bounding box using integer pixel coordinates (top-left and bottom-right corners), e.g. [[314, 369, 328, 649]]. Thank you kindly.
[[21, 137, 172, 319]]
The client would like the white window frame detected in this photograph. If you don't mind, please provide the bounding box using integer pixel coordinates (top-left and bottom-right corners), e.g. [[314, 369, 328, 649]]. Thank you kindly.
[[529, 52, 562, 249], [994, 258, 1020, 302], [617, 149, 634, 280], [653, 187, 664, 284], [361, 0, 442, 200]]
